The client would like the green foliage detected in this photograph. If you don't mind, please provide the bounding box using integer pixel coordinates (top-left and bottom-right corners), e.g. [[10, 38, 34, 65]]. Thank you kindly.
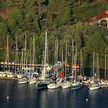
[[0, 2, 6, 11], [0, 0, 108, 68], [85, 31, 107, 54], [8, 8, 22, 27]]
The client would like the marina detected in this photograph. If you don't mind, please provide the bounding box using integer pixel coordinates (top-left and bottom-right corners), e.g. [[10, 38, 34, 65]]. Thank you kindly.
[[1, 1, 108, 108]]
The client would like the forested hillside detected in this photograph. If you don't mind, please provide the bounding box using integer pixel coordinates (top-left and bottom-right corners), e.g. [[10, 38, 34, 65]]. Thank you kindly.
[[0, 0, 108, 69]]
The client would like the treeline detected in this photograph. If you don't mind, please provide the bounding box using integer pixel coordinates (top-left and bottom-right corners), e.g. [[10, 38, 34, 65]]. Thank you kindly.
[[0, 0, 108, 69]]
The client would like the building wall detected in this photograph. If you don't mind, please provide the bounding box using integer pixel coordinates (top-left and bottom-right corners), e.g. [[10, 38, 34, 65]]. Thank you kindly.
[[98, 17, 108, 27]]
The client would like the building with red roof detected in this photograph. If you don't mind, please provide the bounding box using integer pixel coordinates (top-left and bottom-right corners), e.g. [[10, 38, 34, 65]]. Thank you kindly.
[[88, 10, 108, 27]]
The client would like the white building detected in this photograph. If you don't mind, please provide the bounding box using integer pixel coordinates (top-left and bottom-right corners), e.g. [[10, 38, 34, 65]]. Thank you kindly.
[[88, 10, 108, 27]]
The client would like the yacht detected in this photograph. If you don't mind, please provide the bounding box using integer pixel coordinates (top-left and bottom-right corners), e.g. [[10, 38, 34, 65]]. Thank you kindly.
[[71, 81, 83, 91], [47, 78, 62, 89], [89, 83, 101, 91], [47, 83, 60, 89], [61, 80, 71, 89], [18, 77, 28, 84], [28, 77, 36, 84], [36, 80, 49, 89]]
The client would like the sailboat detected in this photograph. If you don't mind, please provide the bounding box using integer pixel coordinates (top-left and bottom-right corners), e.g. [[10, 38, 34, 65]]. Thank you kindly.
[[18, 77, 28, 84], [47, 39, 61, 89], [4, 35, 15, 79], [71, 43, 83, 91], [36, 31, 50, 89], [61, 79, 71, 89], [28, 36, 37, 84], [88, 53, 101, 91], [61, 41, 71, 89], [18, 35, 28, 84]]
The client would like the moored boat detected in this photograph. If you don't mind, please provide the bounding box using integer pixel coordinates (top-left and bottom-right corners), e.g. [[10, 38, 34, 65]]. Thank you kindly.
[[28, 77, 37, 84], [36, 80, 48, 89], [47, 78, 62, 89], [89, 83, 101, 91], [18, 77, 28, 84], [71, 81, 83, 91], [61, 81, 71, 89], [47, 83, 60, 89]]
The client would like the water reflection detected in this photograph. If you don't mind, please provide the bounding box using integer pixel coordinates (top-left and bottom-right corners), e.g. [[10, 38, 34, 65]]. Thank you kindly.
[[1, 81, 108, 108], [88, 89, 105, 108]]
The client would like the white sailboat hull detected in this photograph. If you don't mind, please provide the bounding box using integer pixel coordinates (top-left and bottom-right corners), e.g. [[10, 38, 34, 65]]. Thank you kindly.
[[89, 84, 101, 91], [18, 78, 28, 84], [47, 83, 60, 89], [61, 81, 71, 89], [28, 77, 36, 84]]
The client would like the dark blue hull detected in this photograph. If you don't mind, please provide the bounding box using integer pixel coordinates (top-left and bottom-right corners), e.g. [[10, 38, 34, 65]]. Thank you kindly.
[[71, 84, 83, 91], [36, 81, 48, 89]]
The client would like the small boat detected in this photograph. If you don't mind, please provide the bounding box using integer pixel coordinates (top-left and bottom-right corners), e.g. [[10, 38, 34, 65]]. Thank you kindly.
[[89, 83, 101, 91], [71, 81, 83, 91], [47, 83, 60, 89], [17, 74, 24, 79], [5, 72, 14, 78], [88, 53, 101, 91], [18, 77, 28, 84], [28, 77, 36, 84], [61, 81, 71, 89], [36, 80, 49, 89], [36, 31, 51, 89], [47, 78, 62, 89]]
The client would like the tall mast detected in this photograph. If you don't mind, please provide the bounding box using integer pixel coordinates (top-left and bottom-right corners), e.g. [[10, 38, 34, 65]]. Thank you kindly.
[[32, 35, 35, 72], [74, 43, 77, 79], [61, 49, 64, 63], [80, 49, 84, 76], [6, 35, 9, 71], [54, 39, 58, 63], [65, 41, 68, 65], [96, 53, 100, 79], [15, 36, 18, 73], [71, 39, 74, 65], [24, 34, 27, 68], [93, 53, 95, 78], [64, 41, 68, 80], [6, 36, 9, 62], [44, 31, 48, 65], [15, 36, 18, 63], [105, 54, 107, 79], [42, 31, 48, 77]]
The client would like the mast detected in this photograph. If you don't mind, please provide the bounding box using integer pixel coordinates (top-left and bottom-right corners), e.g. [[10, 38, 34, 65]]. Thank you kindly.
[[54, 39, 59, 64], [74, 43, 77, 80], [61, 49, 64, 63], [71, 39, 74, 77], [65, 41, 68, 66], [15, 36, 18, 73], [80, 49, 84, 77], [21, 50, 23, 70], [6, 35, 9, 71], [64, 41, 68, 81], [71, 39, 74, 65], [44, 31, 48, 65], [42, 30, 48, 77], [93, 53, 95, 78], [105, 54, 107, 79], [96, 53, 100, 80], [23, 34, 27, 68], [32, 35, 35, 72]]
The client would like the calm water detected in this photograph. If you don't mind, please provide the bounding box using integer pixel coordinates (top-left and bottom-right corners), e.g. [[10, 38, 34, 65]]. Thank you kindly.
[[0, 80, 108, 108]]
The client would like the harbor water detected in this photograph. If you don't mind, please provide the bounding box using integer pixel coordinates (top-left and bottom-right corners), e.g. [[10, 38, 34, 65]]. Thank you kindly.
[[0, 80, 108, 108]]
